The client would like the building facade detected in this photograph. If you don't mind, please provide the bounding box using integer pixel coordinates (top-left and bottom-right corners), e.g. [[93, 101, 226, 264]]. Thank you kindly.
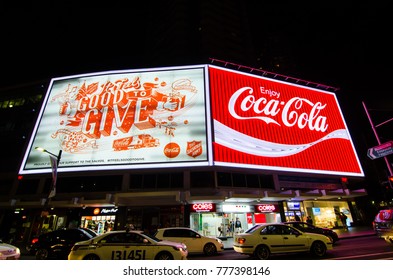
[[0, 63, 368, 245]]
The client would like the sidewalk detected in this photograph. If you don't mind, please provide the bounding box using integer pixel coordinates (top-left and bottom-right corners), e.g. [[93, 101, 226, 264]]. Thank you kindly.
[[221, 226, 376, 249], [333, 226, 376, 240]]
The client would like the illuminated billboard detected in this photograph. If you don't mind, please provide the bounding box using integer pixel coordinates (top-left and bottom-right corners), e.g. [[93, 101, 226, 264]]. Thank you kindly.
[[19, 65, 212, 174], [209, 65, 364, 176]]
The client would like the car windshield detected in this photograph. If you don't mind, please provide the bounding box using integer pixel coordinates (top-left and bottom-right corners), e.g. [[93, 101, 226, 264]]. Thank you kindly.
[[79, 228, 98, 238], [245, 224, 263, 233], [141, 232, 161, 242]]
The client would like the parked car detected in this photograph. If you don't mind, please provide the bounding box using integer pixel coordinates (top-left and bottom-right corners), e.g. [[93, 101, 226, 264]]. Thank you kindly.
[[0, 240, 20, 260], [283, 221, 339, 244], [233, 223, 333, 260], [373, 208, 393, 243], [154, 227, 224, 256], [27, 228, 98, 260], [68, 230, 188, 260]]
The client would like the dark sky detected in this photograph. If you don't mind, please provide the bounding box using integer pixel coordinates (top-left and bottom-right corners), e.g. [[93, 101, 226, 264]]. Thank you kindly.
[[1, 2, 392, 173]]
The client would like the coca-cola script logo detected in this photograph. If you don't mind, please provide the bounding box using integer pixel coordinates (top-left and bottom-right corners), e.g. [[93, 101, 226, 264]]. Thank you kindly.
[[229, 87, 328, 132], [164, 142, 180, 158]]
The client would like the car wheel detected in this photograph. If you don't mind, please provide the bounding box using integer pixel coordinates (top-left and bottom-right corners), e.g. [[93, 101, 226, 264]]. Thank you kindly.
[[155, 251, 174, 260], [203, 243, 217, 256], [254, 245, 270, 260], [35, 248, 49, 260], [83, 254, 100, 260], [310, 241, 327, 258]]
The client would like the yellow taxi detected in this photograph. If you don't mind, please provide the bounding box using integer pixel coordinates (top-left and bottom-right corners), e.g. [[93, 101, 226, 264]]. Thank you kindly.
[[68, 230, 188, 260], [233, 223, 333, 260]]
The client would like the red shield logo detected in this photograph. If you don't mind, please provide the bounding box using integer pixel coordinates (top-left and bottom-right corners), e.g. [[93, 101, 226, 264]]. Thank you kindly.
[[186, 141, 202, 158]]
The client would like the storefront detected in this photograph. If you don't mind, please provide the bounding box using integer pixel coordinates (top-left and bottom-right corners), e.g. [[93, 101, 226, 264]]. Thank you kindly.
[[189, 202, 282, 238], [253, 203, 282, 224], [283, 201, 304, 222], [302, 200, 353, 229], [283, 200, 353, 228], [80, 207, 118, 234]]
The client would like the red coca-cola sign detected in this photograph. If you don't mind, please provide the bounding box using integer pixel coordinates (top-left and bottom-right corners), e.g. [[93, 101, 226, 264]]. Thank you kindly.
[[190, 203, 216, 212], [209, 65, 364, 176]]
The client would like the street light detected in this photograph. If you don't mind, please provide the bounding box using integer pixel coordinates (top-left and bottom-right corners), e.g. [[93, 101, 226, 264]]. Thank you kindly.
[[35, 147, 62, 166], [35, 147, 62, 200]]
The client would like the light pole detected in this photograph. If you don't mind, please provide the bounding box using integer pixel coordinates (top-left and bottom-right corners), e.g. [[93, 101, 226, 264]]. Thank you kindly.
[[35, 147, 62, 235], [35, 147, 62, 201]]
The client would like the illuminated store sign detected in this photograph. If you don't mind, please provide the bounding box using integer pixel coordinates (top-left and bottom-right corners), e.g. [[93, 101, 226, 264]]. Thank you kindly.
[[222, 204, 251, 213], [287, 202, 301, 210], [190, 203, 216, 212], [209, 65, 364, 177], [255, 204, 278, 213], [19, 65, 211, 174], [83, 207, 119, 216]]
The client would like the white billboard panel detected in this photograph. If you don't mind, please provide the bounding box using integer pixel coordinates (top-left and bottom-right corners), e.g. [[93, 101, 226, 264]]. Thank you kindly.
[[19, 65, 212, 174]]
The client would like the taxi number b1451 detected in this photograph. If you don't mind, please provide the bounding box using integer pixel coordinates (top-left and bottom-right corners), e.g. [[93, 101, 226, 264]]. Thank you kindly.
[[111, 249, 146, 260]]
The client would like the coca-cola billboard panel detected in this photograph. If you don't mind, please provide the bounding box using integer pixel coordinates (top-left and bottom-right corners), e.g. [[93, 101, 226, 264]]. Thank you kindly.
[[19, 65, 212, 174], [209, 65, 364, 176]]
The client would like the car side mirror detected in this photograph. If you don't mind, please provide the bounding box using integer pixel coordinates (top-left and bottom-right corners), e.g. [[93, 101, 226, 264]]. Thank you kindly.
[[143, 238, 149, 244], [195, 234, 201, 238]]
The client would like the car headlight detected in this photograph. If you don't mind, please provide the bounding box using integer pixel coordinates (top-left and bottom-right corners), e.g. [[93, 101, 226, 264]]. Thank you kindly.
[[173, 244, 187, 252]]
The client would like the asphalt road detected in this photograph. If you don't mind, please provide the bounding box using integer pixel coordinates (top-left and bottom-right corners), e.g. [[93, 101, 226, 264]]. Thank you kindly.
[[18, 234, 392, 260], [187, 235, 393, 260]]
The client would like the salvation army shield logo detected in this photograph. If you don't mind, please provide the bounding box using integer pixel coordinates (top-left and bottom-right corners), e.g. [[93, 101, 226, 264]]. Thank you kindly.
[[186, 141, 202, 158]]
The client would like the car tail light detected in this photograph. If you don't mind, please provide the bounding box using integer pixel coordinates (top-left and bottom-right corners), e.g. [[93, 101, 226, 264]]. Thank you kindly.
[[31, 238, 39, 244], [237, 238, 246, 244]]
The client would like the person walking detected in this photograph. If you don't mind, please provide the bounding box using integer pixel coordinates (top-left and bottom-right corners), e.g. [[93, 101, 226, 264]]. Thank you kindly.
[[234, 217, 242, 234], [294, 213, 301, 221], [340, 212, 348, 230]]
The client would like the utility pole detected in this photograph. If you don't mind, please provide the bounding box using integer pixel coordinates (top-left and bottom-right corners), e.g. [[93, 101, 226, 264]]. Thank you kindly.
[[362, 101, 393, 188]]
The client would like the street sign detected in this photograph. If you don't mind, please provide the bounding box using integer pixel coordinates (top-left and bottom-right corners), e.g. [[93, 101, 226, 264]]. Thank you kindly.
[[367, 141, 393, 160]]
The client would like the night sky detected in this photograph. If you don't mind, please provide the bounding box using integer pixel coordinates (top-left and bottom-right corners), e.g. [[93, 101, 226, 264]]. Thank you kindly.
[[1, 2, 392, 186]]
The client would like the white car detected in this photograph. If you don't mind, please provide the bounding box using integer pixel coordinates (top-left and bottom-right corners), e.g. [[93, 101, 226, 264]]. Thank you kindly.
[[154, 227, 224, 256], [0, 240, 20, 260], [233, 223, 333, 260], [68, 230, 188, 260]]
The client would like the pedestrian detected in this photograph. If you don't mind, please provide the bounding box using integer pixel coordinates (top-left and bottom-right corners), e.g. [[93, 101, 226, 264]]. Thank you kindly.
[[234, 217, 242, 233], [340, 212, 348, 230], [294, 213, 301, 221], [306, 216, 313, 225], [229, 220, 234, 236]]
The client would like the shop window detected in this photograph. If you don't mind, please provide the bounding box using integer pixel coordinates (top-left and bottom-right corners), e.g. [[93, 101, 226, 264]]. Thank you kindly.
[[144, 174, 157, 188], [129, 172, 183, 190], [190, 171, 214, 188], [57, 175, 122, 193], [233, 173, 246, 187], [217, 172, 232, 186], [157, 173, 171, 188], [130, 174, 144, 189], [259, 174, 275, 189]]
